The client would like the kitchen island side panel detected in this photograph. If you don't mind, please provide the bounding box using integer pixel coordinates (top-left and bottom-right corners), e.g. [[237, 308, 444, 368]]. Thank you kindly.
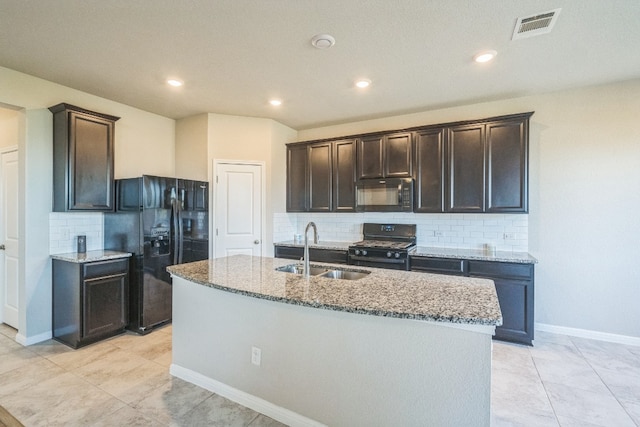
[[171, 276, 492, 427]]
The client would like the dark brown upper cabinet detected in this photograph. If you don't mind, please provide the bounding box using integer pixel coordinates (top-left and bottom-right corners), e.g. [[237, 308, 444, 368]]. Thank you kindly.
[[332, 139, 356, 212], [414, 128, 445, 213], [50, 103, 120, 212], [485, 117, 529, 213], [287, 112, 532, 214], [446, 123, 486, 212], [286, 139, 356, 213], [286, 144, 307, 212], [357, 132, 412, 179], [308, 141, 333, 212], [445, 113, 532, 213]]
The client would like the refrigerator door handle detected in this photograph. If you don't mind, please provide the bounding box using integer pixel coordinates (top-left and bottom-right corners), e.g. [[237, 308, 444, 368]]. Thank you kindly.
[[177, 200, 184, 264], [172, 198, 179, 265]]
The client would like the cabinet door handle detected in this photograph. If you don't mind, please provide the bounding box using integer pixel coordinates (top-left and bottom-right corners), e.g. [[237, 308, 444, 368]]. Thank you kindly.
[[84, 273, 127, 283]]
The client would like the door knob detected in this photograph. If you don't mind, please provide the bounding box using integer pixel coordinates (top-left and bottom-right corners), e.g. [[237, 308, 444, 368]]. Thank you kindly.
[[254, 240, 260, 244], [0, 244, 5, 250]]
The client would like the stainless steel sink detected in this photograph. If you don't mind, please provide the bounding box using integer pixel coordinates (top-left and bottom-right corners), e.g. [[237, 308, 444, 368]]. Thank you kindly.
[[319, 270, 370, 280], [276, 264, 370, 280], [275, 264, 327, 275]]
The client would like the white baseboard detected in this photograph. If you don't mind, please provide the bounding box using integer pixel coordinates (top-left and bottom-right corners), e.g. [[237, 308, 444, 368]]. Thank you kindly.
[[15, 330, 52, 346], [536, 323, 640, 347], [170, 364, 327, 427]]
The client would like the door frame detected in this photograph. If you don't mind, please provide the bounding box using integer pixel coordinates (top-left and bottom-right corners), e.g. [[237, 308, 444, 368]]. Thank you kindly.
[[0, 145, 19, 327], [211, 159, 266, 259]]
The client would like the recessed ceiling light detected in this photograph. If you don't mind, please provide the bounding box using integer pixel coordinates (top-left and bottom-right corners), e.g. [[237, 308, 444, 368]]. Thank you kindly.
[[167, 79, 184, 87], [355, 79, 371, 89], [269, 99, 282, 106], [473, 50, 497, 63], [311, 34, 336, 49]]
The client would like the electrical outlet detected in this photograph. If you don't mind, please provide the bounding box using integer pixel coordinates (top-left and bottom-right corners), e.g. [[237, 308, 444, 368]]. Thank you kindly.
[[434, 231, 445, 237], [251, 346, 261, 366], [503, 232, 516, 240], [61, 228, 70, 240]]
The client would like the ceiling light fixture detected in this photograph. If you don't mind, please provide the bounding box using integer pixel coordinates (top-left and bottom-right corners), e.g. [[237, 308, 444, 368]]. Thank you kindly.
[[473, 50, 497, 63], [355, 79, 371, 89], [167, 78, 184, 87], [269, 99, 282, 106], [311, 34, 336, 49]]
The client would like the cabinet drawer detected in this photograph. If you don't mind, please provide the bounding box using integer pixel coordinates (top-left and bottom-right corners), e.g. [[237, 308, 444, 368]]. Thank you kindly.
[[310, 249, 348, 264], [83, 259, 129, 279], [274, 246, 348, 264], [468, 261, 533, 280], [274, 246, 303, 260], [410, 257, 466, 275]]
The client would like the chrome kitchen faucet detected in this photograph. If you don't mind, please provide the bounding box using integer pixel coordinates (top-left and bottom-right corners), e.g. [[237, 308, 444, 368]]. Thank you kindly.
[[303, 222, 318, 278]]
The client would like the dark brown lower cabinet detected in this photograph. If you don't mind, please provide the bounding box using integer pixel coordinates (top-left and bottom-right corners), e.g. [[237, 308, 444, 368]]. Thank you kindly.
[[411, 256, 534, 345], [274, 245, 348, 264], [53, 258, 129, 348]]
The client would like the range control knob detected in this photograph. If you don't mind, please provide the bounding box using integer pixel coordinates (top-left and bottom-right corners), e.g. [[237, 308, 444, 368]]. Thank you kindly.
[[394, 252, 401, 259], [354, 249, 361, 256], [362, 250, 368, 256], [386, 251, 392, 258]]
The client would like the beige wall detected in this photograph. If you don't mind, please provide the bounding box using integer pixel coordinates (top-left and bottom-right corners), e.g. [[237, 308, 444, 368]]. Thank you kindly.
[[0, 107, 20, 148], [206, 113, 296, 256], [0, 66, 176, 342], [176, 112, 296, 258], [0, 66, 175, 179], [175, 113, 208, 181], [298, 79, 640, 340]]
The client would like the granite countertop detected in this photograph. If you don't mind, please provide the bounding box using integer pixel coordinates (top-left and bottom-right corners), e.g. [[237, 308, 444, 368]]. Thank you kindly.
[[412, 246, 537, 264], [51, 250, 131, 263], [274, 240, 537, 264], [274, 240, 351, 251], [167, 255, 502, 326]]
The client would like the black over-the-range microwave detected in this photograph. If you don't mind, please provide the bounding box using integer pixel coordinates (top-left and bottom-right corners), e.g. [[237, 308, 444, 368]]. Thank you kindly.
[[355, 178, 414, 212]]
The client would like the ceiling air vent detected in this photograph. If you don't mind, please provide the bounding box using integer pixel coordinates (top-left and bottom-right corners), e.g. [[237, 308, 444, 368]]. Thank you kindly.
[[512, 8, 561, 40]]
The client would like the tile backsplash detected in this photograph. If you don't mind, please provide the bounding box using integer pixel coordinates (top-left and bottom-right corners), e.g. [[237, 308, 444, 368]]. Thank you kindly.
[[49, 211, 528, 255], [274, 212, 528, 252], [49, 212, 103, 254]]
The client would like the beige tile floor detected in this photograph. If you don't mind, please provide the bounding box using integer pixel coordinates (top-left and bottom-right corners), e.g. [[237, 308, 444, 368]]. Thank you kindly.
[[1, 323, 639, 426]]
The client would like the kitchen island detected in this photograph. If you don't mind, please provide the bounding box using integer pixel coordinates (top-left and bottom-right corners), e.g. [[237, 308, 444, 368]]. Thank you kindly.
[[167, 255, 502, 427]]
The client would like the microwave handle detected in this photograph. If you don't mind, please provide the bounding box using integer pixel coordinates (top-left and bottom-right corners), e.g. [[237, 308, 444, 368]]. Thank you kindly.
[[398, 183, 402, 204]]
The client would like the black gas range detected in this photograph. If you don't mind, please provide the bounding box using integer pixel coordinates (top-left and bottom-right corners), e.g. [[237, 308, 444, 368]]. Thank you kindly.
[[348, 223, 417, 270]]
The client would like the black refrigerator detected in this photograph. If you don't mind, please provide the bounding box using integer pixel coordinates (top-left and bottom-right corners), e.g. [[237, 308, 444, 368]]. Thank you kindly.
[[104, 175, 209, 334]]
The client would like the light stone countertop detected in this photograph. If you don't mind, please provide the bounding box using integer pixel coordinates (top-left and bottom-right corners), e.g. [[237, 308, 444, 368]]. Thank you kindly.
[[167, 254, 502, 326], [412, 246, 537, 264], [51, 250, 131, 263], [274, 241, 537, 264]]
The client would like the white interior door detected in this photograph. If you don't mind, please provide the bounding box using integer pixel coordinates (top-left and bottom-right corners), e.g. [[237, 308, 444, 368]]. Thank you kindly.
[[214, 162, 264, 258], [0, 148, 19, 328]]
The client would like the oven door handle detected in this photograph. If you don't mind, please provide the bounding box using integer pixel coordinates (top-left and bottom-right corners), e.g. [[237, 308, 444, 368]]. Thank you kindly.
[[348, 255, 407, 264]]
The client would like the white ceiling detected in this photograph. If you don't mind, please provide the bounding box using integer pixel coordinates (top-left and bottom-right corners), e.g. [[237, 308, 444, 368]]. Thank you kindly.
[[1, 0, 639, 130]]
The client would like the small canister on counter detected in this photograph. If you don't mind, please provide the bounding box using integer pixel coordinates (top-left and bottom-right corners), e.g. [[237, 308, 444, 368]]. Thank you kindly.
[[77, 235, 86, 253]]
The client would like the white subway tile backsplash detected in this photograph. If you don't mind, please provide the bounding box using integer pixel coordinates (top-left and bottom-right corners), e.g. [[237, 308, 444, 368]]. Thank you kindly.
[[276, 212, 528, 252], [49, 212, 104, 254]]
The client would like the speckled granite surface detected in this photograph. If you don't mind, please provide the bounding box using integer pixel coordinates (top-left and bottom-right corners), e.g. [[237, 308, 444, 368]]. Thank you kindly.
[[273, 241, 536, 263], [50, 250, 131, 263], [274, 240, 351, 251], [167, 255, 502, 326], [412, 246, 537, 264]]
